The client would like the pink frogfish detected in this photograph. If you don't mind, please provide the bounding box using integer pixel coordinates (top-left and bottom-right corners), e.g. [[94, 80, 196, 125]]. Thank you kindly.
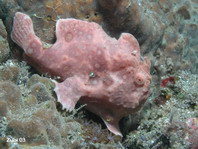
[[11, 12, 151, 137]]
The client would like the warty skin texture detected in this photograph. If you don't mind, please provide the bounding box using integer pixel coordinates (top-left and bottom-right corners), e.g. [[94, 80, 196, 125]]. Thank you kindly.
[[11, 12, 151, 137]]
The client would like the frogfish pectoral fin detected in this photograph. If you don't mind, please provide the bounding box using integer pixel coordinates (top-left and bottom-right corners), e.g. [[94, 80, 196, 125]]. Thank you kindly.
[[102, 118, 123, 137], [53, 76, 84, 112]]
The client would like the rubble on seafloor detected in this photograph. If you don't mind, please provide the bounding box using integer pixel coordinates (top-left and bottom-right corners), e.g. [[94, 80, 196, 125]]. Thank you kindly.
[[123, 71, 198, 149], [0, 0, 197, 148]]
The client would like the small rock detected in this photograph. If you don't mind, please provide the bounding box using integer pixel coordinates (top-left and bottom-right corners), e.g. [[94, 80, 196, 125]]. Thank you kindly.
[[0, 19, 10, 63], [0, 81, 22, 112]]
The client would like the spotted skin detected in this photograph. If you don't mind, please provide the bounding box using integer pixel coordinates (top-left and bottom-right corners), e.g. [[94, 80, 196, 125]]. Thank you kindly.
[[11, 12, 151, 136]]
